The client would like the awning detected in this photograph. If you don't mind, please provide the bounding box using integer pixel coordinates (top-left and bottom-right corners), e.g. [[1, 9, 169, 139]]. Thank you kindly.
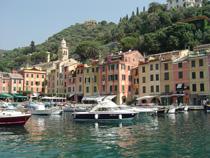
[[0, 93, 13, 99], [13, 93, 28, 99]]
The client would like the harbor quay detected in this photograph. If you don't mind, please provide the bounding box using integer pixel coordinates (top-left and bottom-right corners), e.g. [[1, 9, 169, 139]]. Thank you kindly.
[[1, 39, 210, 107]]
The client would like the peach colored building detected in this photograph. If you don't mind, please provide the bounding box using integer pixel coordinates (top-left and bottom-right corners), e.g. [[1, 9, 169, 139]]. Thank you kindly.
[[9, 73, 24, 94], [97, 50, 144, 104], [20, 67, 46, 94]]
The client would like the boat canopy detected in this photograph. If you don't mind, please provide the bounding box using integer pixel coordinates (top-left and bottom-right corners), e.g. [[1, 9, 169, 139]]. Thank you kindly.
[[82, 96, 104, 102], [41, 96, 66, 100], [136, 96, 157, 100]]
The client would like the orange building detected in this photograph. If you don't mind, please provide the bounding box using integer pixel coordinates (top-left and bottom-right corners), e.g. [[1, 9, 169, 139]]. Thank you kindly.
[[20, 67, 46, 94]]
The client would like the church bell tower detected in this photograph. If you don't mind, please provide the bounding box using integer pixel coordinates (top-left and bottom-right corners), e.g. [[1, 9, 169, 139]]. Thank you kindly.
[[58, 38, 69, 61]]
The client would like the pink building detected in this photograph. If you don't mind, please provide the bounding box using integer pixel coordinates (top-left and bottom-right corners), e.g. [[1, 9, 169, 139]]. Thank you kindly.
[[98, 50, 144, 104], [172, 56, 190, 105]]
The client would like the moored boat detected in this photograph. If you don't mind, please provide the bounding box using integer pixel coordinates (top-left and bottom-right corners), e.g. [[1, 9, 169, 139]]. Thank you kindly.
[[72, 96, 137, 122], [0, 109, 31, 126]]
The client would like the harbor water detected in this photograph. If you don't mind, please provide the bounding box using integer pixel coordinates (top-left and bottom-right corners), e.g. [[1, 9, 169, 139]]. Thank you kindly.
[[0, 111, 210, 158]]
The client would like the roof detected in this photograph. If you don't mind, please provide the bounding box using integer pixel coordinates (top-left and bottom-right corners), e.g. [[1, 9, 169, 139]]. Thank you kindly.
[[9, 73, 23, 79]]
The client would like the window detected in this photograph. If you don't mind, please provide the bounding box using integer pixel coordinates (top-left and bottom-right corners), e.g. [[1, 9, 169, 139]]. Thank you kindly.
[[110, 86, 112, 92], [102, 66, 105, 72], [191, 60, 195, 67], [122, 85, 125, 92], [199, 59, 203, 67], [143, 86, 146, 93], [200, 71, 204, 79], [178, 71, 183, 79], [200, 83, 205, 92], [156, 85, 159, 92], [192, 84, 196, 92], [102, 85, 105, 92], [92, 68, 95, 72], [165, 85, 170, 93], [42, 74, 44, 78], [94, 86, 97, 93], [13, 87, 16, 91], [142, 77, 146, 83], [128, 75, 132, 81], [3, 80, 5, 83], [150, 64, 153, 71], [122, 75, 126, 80], [37, 74, 39, 78], [115, 85, 118, 92], [156, 74, 159, 81], [151, 86, 154, 93], [192, 72, 196, 79], [79, 77, 82, 82], [86, 87, 89, 93], [115, 75, 118, 80], [102, 75, 106, 81], [150, 75, 154, 81], [128, 66, 130, 70], [96, 67, 99, 72], [164, 72, 169, 80], [128, 86, 131, 92], [31, 81, 33, 86], [86, 69, 89, 73], [14, 79, 16, 84], [79, 85, 82, 92], [155, 64, 159, 70], [31, 74, 33, 78], [178, 63, 182, 68], [94, 76, 97, 82], [121, 64, 126, 70], [164, 63, 168, 70], [26, 81, 29, 86], [19, 80, 21, 84], [26, 74, 29, 77], [142, 66, 145, 73]]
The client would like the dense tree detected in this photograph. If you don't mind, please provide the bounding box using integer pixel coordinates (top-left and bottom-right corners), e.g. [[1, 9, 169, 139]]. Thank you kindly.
[[74, 41, 101, 62]]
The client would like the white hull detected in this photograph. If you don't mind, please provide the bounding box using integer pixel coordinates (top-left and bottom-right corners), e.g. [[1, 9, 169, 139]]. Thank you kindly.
[[31, 108, 62, 115]]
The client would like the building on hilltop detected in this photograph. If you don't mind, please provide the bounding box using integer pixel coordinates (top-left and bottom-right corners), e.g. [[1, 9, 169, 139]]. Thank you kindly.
[[167, 0, 203, 10]]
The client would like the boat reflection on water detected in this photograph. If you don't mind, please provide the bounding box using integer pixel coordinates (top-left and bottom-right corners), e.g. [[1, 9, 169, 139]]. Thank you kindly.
[[0, 126, 28, 136], [25, 116, 46, 141]]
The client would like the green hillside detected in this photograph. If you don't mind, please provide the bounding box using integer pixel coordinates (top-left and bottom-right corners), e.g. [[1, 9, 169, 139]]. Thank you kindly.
[[1, 1, 210, 72]]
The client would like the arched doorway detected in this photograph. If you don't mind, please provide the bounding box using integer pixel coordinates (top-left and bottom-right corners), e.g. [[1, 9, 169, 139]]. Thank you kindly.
[[122, 96, 126, 103]]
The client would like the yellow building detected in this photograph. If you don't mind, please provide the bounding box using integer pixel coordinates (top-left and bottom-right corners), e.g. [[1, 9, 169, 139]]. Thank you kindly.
[[188, 51, 210, 105], [83, 61, 100, 97]]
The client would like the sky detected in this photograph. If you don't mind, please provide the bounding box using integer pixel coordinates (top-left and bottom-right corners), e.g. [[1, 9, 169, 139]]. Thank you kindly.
[[0, 0, 165, 50]]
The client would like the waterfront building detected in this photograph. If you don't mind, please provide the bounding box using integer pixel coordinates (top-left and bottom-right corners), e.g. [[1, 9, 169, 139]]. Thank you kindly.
[[74, 64, 86, 102], [138, 57, 161, 98], [0, 71, 23, 94], [188, 51, 210, 105], [172, 55, 190, 105], [167, 0, 202, 10], [131, 67, 139, 99], [83, 61, 100, 97], [35, 39, 79, 96], [98, 50, 144, 104], [19, 67, 46, 95], [9, 72, 24, 94]]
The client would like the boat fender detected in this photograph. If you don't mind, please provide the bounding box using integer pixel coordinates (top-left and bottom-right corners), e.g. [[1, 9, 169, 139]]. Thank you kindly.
[[95, 114, 98, 119], [119, 114, 122, 120]]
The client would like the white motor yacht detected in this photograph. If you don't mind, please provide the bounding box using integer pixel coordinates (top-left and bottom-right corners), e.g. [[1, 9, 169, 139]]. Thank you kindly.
[[72, 96, 137, 121]]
